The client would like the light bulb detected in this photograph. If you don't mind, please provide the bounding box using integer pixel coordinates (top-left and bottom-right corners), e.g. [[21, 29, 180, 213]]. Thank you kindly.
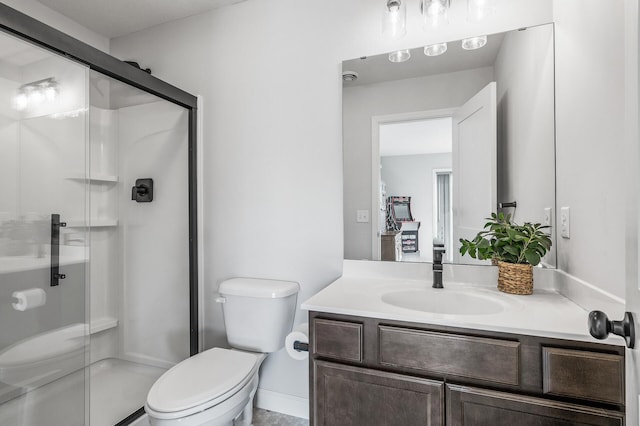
[[427, 2, 445, 16], [13, 93, 27, 111], [421, 0, 450, 28], [382, 0, 407, 39], [44, 86, 57, 101], [388, 49, 411, 63], [462, 35, 487, 50], [424, 43, 448, 56], [27, 88, 43, 104], [467, 0, 496, 22]]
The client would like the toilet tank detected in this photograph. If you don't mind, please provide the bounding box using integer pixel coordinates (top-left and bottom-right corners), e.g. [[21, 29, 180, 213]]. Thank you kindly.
[[218, 278, 299, 353]]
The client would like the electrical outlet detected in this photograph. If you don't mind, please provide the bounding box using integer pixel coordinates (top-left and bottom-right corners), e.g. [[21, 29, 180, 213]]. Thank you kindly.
[[543, 207, 552, 226], [560, 207, 570, 238], [356, 210, 369, 223]]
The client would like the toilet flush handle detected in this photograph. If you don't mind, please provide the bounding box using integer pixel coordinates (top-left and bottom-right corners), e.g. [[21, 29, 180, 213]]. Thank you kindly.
[[214, 295, 226, 304]]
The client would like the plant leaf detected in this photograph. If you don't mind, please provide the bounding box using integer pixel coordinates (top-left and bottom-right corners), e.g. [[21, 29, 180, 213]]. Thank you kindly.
[[524, 250, 541, 266]]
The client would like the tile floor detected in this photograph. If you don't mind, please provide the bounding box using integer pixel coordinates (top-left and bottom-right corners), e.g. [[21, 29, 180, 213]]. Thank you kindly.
[[253, 408, 309, 426]]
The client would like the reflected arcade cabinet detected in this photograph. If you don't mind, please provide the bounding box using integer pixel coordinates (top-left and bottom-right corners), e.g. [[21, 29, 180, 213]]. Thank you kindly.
[[386, 196, 420, 253]]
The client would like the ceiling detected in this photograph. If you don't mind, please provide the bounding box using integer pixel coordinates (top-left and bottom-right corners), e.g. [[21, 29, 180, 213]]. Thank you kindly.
[[380, 118, 452, 157], [36, 0, 246, 38]]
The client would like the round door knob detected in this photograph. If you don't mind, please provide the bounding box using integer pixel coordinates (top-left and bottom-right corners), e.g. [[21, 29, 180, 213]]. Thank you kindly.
[[588, 310, 635, 349], [588, 311, 611, 339]]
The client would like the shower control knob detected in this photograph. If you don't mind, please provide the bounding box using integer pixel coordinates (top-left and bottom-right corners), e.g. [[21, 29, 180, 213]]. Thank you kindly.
[[131, 178, 154, 203], [588, 310, 635, 348]]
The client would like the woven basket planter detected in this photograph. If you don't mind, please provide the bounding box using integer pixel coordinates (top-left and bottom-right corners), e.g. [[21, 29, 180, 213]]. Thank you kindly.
[[497, 261, 533, 295]]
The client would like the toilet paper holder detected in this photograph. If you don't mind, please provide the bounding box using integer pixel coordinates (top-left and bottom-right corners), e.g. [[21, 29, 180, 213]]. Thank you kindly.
[[293, 341, 308, 352]]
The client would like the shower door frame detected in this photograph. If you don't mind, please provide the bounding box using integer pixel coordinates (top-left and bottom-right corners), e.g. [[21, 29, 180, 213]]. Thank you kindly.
[[0, 3, 200, 424]]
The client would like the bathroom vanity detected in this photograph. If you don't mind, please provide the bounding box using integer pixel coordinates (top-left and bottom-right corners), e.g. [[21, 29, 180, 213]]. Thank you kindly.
[[303, 262, 626, 425]]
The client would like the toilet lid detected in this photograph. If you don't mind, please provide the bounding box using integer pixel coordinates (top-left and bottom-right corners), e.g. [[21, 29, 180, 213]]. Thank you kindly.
[[147, 348, 259, 413]]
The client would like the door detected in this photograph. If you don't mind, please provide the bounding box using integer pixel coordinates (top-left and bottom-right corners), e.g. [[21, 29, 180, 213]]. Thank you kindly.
[[452, 82, 497, 263], [447, 385, 624, 425], [0, 30, 89, 425], [625, 0, 640, 423], [313, 360, 444, 425]]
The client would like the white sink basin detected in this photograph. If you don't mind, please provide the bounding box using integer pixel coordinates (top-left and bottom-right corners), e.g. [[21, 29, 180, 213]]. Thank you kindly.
[[381, 289, 506, 315]]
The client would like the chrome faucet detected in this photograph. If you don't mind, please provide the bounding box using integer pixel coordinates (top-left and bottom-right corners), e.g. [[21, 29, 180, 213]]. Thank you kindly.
[[433, 243, 446, 289]]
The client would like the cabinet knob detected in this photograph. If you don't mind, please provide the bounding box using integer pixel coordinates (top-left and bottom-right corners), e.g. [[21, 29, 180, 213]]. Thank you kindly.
[[588, 311, 635, 349]]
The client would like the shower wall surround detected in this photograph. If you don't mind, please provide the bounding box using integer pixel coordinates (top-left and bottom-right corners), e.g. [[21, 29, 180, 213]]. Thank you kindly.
[[0, 5, 198, 425]]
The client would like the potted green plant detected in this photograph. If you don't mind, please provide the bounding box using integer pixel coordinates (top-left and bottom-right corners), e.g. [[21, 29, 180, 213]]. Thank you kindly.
[[459, 212, 552, 295]]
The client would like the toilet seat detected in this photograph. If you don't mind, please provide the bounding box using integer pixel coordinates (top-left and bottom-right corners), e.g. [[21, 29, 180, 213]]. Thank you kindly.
[[146, 347, 260, 420]]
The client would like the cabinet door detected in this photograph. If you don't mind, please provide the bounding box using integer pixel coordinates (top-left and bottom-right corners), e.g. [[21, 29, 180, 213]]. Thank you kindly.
[[313, 360, 444, 426], [447, 385, 624, 426]]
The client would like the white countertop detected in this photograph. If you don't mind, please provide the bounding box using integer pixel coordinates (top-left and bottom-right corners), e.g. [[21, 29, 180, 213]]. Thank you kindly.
[[301, 260, 623, 346]]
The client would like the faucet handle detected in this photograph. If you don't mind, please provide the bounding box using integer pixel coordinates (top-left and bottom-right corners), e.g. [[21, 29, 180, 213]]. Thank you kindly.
[[433, 243, 446, 263]]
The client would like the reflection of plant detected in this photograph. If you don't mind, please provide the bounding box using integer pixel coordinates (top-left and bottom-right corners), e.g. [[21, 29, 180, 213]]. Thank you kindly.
[[459, 212, 552, 266]]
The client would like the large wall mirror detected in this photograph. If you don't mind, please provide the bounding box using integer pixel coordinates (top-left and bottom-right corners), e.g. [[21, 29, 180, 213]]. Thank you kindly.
[[343, 23, 556, 268]]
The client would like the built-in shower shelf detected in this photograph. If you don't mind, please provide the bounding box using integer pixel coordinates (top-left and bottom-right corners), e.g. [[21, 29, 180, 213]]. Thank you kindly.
[[65, 172, 119, 183], [90, 317, 119, 334], [66, 218, 119, 228]]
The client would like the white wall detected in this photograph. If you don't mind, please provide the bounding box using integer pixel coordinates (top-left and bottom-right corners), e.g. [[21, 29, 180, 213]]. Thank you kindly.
[[2, 0, 109, 53], [553, 0, 626, 299], [118, 101, 191, 367], [344, 67, 494, 260], [110, 0, 553, 409], [494, 24, 556, 266], [382, 153, 452, 261]]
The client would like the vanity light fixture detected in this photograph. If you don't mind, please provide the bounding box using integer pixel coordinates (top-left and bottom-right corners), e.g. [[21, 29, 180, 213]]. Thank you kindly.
[[382, 0, 407, 39], [388, 49, 411, 63], [424, 42, 448, 56], [382, 0, 497, 38], [420, 0, 451, 28], [461, 35, 487, 50], [467, 0, 496, 22], [13, 77, 59, 111]]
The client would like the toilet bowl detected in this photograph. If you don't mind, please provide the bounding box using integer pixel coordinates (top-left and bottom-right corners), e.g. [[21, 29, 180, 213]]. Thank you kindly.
[[145, 278, 299, 426], [145, 348, 265, 426]]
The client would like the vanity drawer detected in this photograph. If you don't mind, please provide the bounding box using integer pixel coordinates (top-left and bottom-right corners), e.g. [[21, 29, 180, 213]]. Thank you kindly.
[[313, 319, 363, 362], [379, 326, 520, 386], [542, 347, 624, 405]]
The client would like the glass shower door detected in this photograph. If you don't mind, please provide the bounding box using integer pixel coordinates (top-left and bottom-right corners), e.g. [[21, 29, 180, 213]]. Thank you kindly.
[[0, 30, 89, 425]]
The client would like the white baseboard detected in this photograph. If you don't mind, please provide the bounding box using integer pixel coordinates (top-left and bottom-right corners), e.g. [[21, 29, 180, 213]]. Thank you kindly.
[[255, 388, 309, 420]]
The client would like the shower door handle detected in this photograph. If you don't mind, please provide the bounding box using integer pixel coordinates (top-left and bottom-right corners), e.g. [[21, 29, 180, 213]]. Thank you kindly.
[[51, 214, 66, 286]]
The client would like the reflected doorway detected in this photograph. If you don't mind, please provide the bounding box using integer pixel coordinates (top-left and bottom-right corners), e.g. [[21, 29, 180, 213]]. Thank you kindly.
[[375, 114, 453, 263]]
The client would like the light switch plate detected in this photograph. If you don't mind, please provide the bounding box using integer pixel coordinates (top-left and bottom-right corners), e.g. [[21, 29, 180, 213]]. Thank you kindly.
[[356, 210, 370, 223], [543, 207, 552, 226], [560, 207, 570, 238]]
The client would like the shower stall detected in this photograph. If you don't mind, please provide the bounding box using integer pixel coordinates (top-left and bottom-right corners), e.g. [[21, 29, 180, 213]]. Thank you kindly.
[[0, 5, 198, 425]]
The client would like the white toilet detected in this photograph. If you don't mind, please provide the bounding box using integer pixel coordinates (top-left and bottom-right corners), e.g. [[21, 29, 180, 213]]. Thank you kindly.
[[145, 278, 300, 426]]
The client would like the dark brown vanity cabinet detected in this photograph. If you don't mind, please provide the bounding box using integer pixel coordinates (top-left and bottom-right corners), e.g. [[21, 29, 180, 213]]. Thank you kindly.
[[314, 361, 444, 425], [309, 312, 626, 425]]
